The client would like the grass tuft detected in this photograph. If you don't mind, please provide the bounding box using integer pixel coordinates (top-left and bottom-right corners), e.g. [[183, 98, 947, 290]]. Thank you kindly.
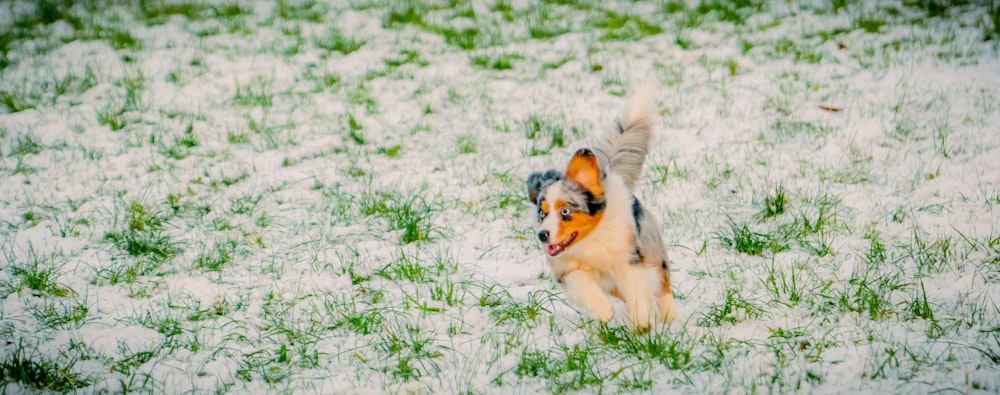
[[471, 53, 521, 70], [276, 0, 325, 22], [695, 0, 765, 25], [194, 239, 237, 271], [104, 200, 179, 262], [697, 288, 765, 326], [233, 80, 274, 107], [593, 325, 695, 369], [520, 115, 577, 156], [716, 220, 785, 256], [315, 29, 365, 54], [6, 245, 70, 297], [512, 343, 612, 393], [755, 185, 787, 221], [358, 189, 444, 244], [0, 342, 89, 392], [588, 10, 662, 41], [9, 134, 44, 157]]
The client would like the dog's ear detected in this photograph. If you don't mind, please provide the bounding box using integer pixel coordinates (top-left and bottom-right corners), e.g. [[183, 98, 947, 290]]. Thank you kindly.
[[527, 169, 561, 205], [565, 148, 603, 196]]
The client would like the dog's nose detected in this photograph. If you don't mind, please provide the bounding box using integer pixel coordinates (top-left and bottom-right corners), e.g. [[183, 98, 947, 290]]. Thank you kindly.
[[537, 230, 549, 242]]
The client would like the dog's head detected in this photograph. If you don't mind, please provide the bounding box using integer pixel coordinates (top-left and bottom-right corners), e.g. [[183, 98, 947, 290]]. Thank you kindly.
[[526, 148, 607, 257]]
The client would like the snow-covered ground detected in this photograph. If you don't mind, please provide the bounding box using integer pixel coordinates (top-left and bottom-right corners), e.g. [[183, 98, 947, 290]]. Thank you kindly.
[[1, 0, 999, 393]]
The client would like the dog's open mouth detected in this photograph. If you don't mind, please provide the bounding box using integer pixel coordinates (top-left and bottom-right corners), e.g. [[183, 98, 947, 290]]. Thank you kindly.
[[546, 232, 577, 257]]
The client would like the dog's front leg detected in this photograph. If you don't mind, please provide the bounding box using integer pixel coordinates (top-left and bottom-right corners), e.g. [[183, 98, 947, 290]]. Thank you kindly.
[[613, 266, 657, 332], [561, 270, 614, 323]]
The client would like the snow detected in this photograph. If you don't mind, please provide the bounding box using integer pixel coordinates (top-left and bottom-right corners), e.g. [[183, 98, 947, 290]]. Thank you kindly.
[[1, 0, 999, 393]]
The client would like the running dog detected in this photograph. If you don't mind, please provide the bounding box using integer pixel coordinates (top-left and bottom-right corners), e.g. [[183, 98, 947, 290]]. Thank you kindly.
[[526, 88, 677, 331]]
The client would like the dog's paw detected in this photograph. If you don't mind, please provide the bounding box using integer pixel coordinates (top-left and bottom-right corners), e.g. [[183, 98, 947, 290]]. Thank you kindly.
[[658, 292, 681, 323], [629, 313, 654, 332], [591, 300, 614, 323]]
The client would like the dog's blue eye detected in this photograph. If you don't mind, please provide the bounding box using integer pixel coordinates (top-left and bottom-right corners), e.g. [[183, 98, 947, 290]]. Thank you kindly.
[[538, 210, 546, 220]]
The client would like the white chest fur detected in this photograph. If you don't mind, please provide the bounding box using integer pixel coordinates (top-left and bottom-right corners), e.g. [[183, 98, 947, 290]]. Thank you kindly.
[[546, 174, 634, 282]]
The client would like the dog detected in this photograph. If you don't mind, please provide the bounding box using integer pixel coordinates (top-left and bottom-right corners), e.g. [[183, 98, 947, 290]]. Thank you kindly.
[[526, 88, 677, 331]]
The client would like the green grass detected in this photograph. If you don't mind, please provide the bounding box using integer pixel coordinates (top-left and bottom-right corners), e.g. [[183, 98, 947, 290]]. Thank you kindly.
[[5, 245, 70, 297], [104, 200, 180, 263], [78, 23, 142, 51], [694, 0, 765, 25], [97, 98, 129, 131], [384, 49, 428, 69], [28, 297, 90, 329], [0, 342, 89, 392], [243, 113, 296, 151], [854, 13, 888, 34], [382, 4, 426, 29], [372, 324, 444, 382], [49, 65, 100, 97], [385, 196, 441, 244], [772, 119, 834, 141], [347, 82, 378, 114], [357, 187, 445, 244], [839, 260, 909, 321], [276, 0, 325, 22], [8, 134, 44, 157], [520, 115, 578, 156], [487, 289, 551, 328], [716, 220, 786, 256], [0, 89, 41, 113], [233, 80, 274, 107], [301, 66, 341, 92], [470, 53, 520, 70], [382, 3, 499, 50], [697, 287, 765, 327], [603, 71, 631, 97], [755, 184, 787, 221], [592, 325, 697, 370], [527, 6, 572, 39], [137, 0, 248, 24], [315, 29, 365, 54], [96, 71, 146, 131], [346, 113, 365, 145], [374, 253, 433, 283], [2, 65, 99, 111], [587, 9, 662, 41], [517, 345, 610, 391], [983, 1, 1000, 42], [160, 122, 200, 160], [194, 239, 238, 271], [456, 135, 477, 154]]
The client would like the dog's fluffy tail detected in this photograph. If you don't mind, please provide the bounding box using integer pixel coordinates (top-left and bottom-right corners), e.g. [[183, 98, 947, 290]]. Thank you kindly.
[[596, 86, 658, 191]]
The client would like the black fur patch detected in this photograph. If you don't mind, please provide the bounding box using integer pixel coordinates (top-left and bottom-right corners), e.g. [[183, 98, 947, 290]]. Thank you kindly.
[[631, 196, 643, 235], [629, 248, 643, 265], [583, 190, 606, 215], [661, 260, 668, 269], [561, 180, 606, 216], [527, 169, 561, 205]]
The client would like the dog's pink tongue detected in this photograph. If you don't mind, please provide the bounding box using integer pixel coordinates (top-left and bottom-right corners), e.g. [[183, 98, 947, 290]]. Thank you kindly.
[[547, 244, 559, 256]]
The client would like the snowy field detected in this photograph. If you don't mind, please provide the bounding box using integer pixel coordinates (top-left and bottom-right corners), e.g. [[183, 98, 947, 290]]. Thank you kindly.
[[1, 0, 999, 393]]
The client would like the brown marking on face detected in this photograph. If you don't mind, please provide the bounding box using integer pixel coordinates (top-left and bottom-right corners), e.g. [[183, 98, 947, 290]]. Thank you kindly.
[[565, 149, 603, 197], [553, 198, 603, 249], [540, 200, 550, 216], [658, 266, 671, 295]]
